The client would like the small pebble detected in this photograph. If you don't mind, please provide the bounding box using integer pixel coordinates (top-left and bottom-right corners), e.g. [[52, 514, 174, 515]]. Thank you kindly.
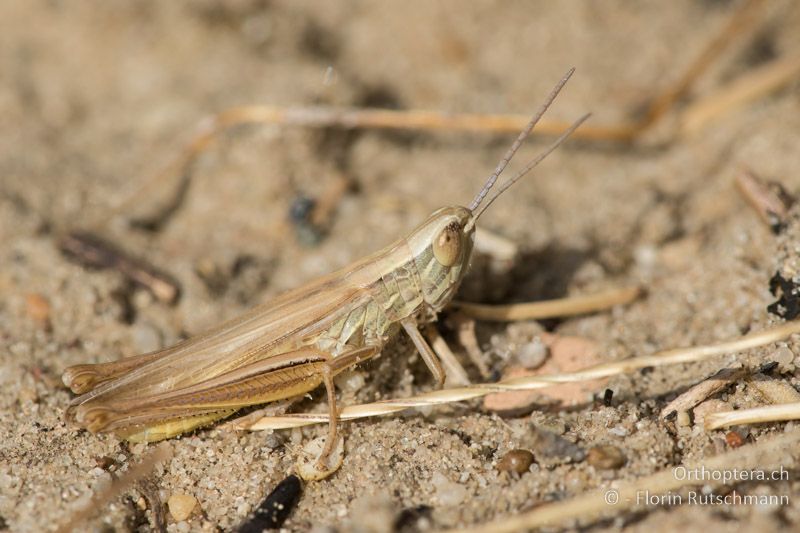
[[564, 469, 588, 490], [586, 445, 627, 470], [94, 456, 116, 470], [608, 426, 629, 437], [264, 432, 284, 450], [516, 339, 548, 369], [335, 370, 366, 393], [132, 288, 154, 309], [237, 502, 251, 516], [347, 492, 395, 533], [496, 449, 534, 474], [289, 195, 316, 222], [0, 474, 17, 491], [168, 493, 197, 522], [528, 426, 585, 465], [634, 244, 658, 270], [25, 293, 51, 328], [92, 471, 112, 493], [772, 347, 795, 372], [17, 386, 38, 403], [676, 410, 691, 427], [132, 321, 163, 353], [431, 472, 467, 506], [725, 431, 745, 448]]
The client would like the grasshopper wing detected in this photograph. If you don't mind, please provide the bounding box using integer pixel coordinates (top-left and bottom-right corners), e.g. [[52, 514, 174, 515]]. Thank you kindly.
[[64, 266, 377, 437]]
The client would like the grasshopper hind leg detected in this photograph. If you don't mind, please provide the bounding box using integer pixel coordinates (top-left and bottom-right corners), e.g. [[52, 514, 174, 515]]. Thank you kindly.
[[316, 366, 339, 471], [308, 344, 382, 476]]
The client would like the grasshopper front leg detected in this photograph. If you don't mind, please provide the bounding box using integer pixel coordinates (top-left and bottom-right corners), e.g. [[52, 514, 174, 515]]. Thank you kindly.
[[401, 318, 446, 388]]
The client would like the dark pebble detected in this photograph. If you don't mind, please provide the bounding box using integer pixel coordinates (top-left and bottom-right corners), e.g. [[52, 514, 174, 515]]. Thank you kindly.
[[586, 445, 626, 470], [497, 449, 535, 474]]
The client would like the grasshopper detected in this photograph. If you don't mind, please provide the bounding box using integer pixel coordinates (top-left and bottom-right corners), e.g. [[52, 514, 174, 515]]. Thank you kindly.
[[62, 68, 589, 474]]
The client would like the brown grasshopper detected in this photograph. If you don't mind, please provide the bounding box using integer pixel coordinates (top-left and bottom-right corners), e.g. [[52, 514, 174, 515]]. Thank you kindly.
[[62, 68, 589, 476]]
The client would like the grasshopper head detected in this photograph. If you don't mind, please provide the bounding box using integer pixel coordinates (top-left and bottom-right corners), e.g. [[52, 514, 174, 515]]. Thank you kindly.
[[406, 206, 475, 311], [408, 69, 590, 313]]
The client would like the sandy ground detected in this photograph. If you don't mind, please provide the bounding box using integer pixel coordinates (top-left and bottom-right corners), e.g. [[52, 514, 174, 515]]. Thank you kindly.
[[3, 1, 800, 531]]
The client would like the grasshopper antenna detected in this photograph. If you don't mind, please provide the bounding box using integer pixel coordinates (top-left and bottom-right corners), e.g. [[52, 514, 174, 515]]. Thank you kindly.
[[466, 67, 589, 226], [470, 111, 590, 223], [468, 67, 575, 213]]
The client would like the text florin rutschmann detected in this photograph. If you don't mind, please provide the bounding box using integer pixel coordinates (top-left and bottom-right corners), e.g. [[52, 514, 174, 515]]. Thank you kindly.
[[637, 490, 789, 507], [603, 466, 791, 508], [640, 465, 792, 507], [672, 466, 789, 484]]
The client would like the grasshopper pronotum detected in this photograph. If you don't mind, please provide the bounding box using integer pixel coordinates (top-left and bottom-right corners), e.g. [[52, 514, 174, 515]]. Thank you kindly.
[[62, 68, 589, 477]]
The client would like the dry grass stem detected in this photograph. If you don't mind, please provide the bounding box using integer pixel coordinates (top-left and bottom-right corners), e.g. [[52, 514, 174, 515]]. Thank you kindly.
[[451, 314, 491, 379], [426, 325, 472, 386], [680, 54, 800, 135], [249, 320, 800, 430], [453, 286, 641, 321], [735, 167, 793, 229], [705, 402, 800, 430], [660, 365, 748, 418]]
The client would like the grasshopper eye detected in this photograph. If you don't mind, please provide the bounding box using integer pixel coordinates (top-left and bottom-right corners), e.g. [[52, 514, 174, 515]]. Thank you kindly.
[[433, 223, 462, 267]]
